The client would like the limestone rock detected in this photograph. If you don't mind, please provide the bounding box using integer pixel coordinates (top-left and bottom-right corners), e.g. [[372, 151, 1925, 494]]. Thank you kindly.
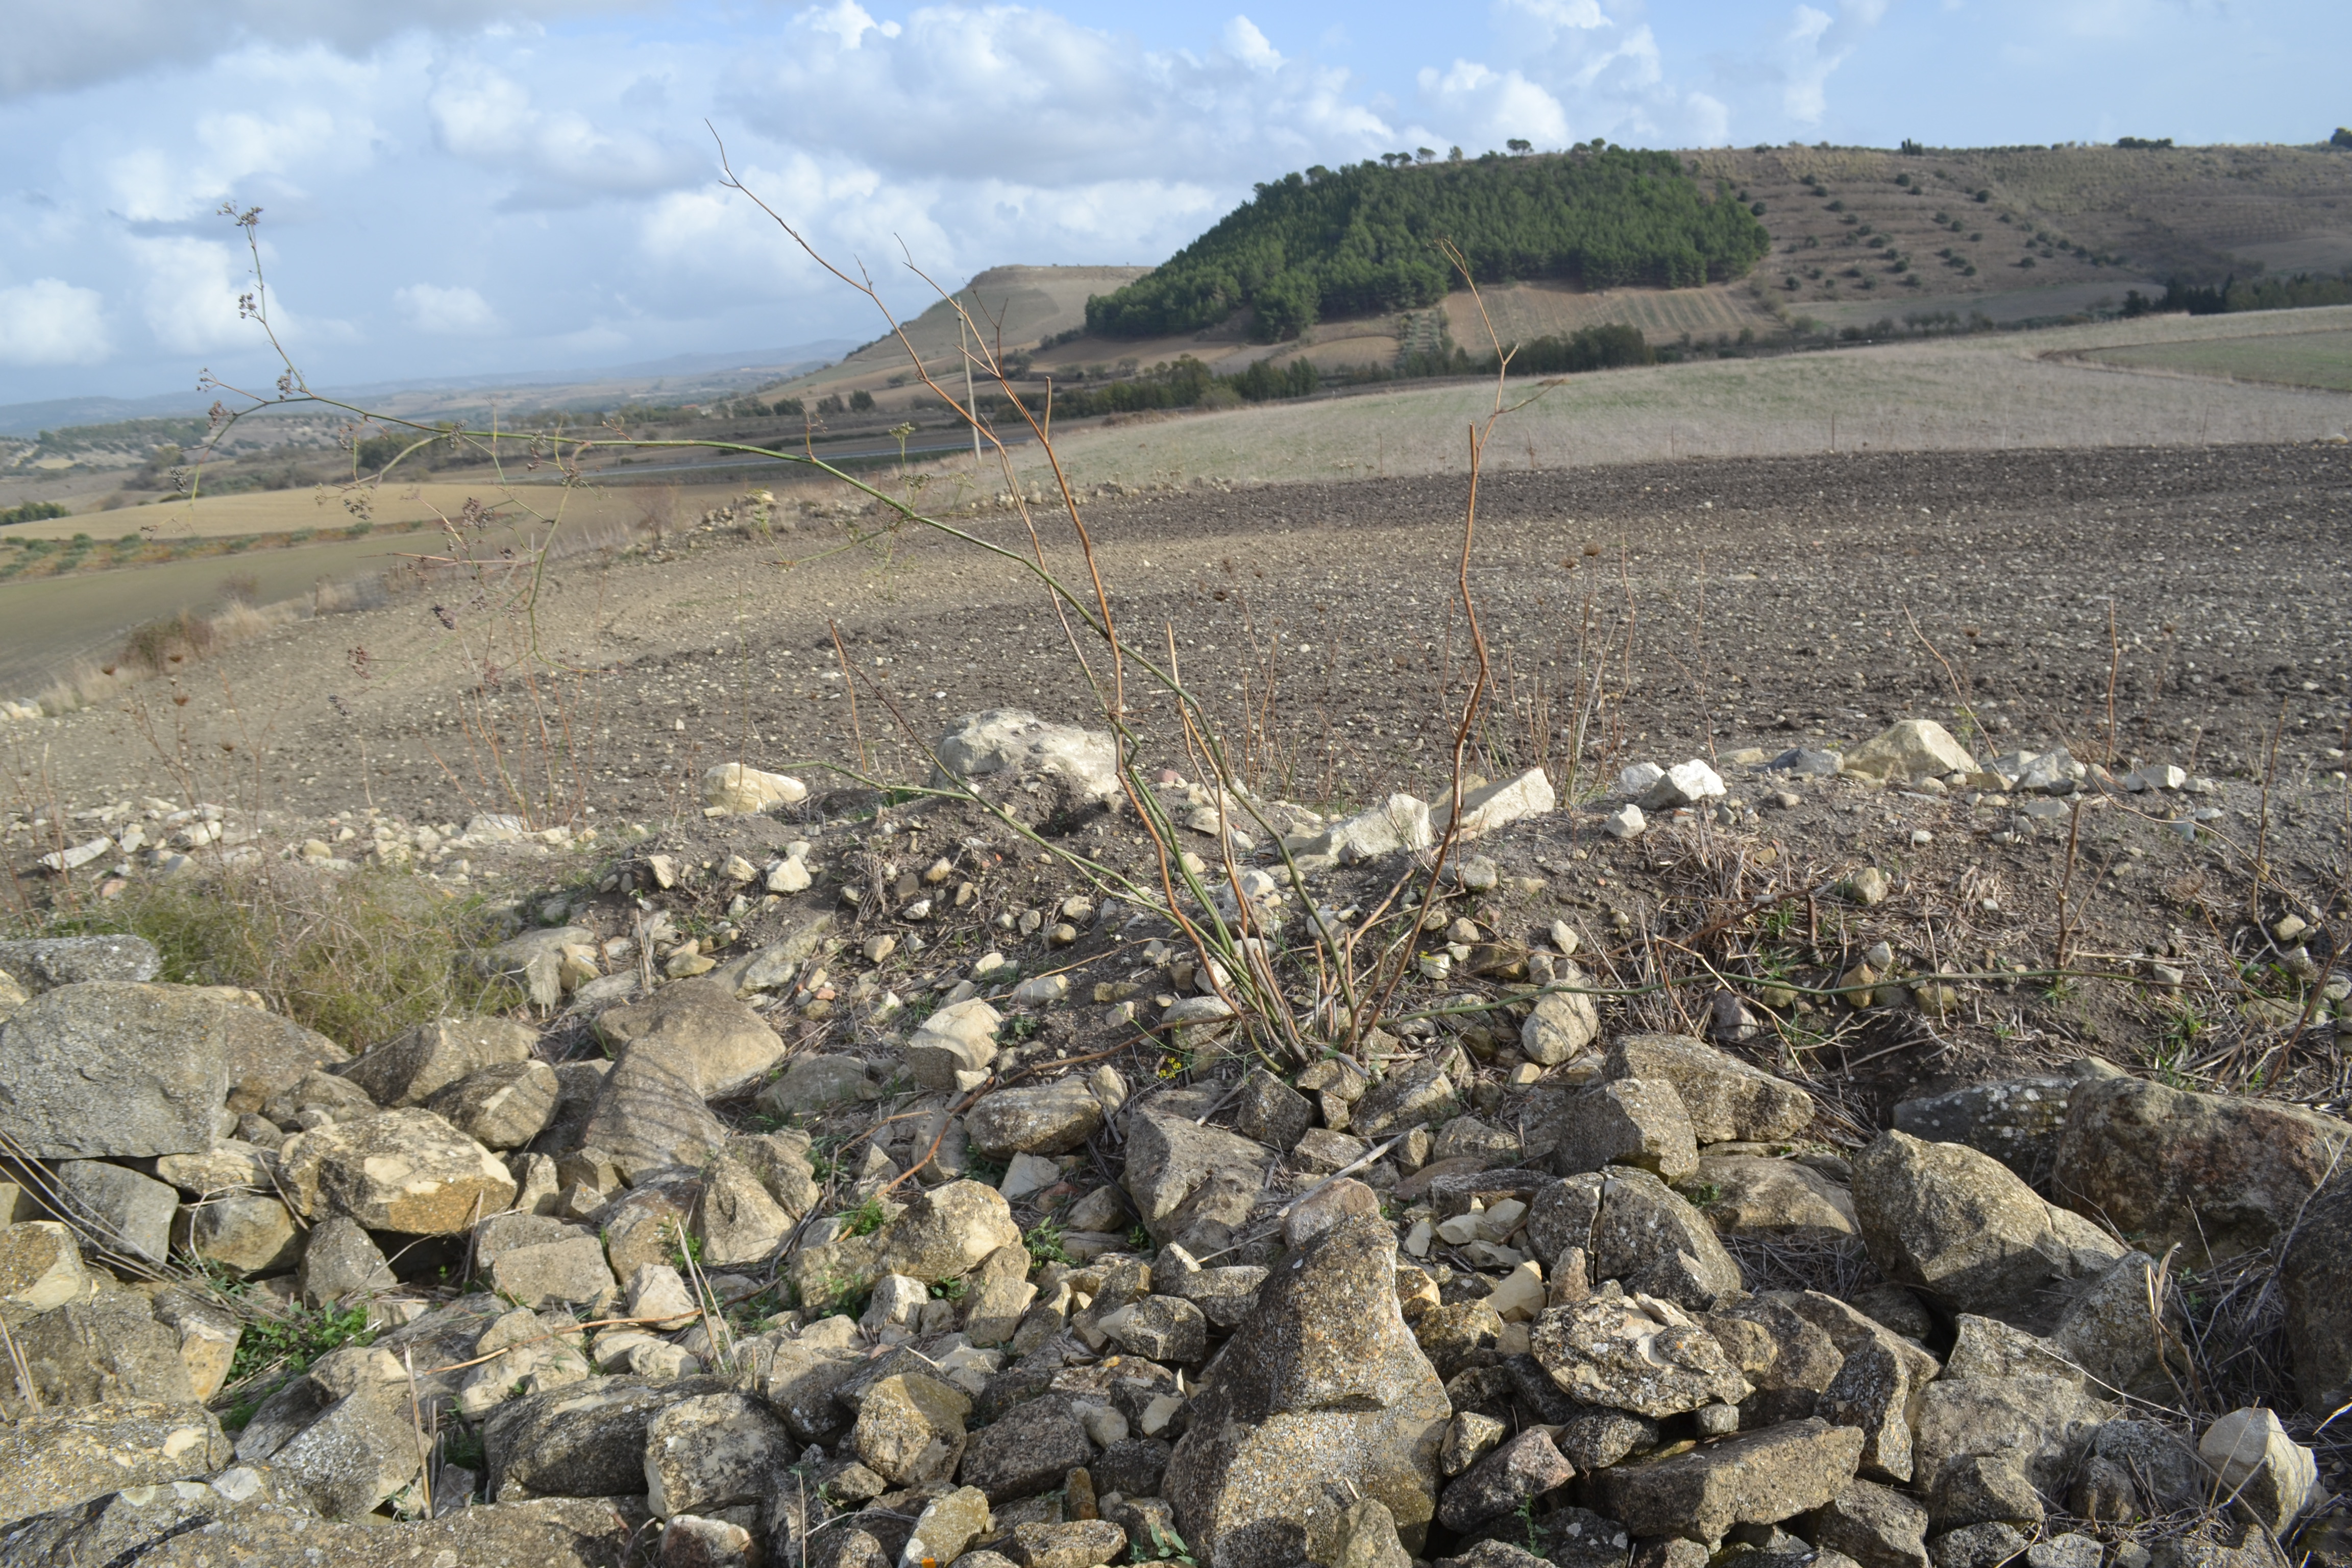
[[908, 1485, 995, 1565], [1552, 1080, 1698, 1181], [0, 935, 160, 991], [278, 1108, 518, 1233], [299, 1214, 397, 1306], [697, 1148, 794, 1267], [0, 1400, 229, 1527], [755, 1054, 875, 1118], [580, 1044, 732, 1182], [1892, 1077, 2076, 1182], [1162, 1213, 1450, 1568], [1012, 1520, 1129, 1568], [0, 983, 234, 1157], [1437, 1429, 1577, 1532], [0, 1221, 89, 1313], [1601, 1035, 1814, 1145], [1125, 1093, 1267, 1255], [1522, 982, 1601, 1067], [1930, 1454, 2045, 1530], [595, 979, 788, 1099], [2198, 1408, 2317, 1535], [1592, 1417, 1863, 1544], [1840, 721, 1977, 783], [2049, 1251, 2180, 1394], [1530, 1294, 1747, 1417], [2052, 1074, 2350, 1264], [177, 1190, 301, 1276], [271, 1387, 426, 1517], [1852, 1131, 2120, 1315], [645, 1391, 791, 1518], [487, 1234, 617, 1310], [1235, 1069, 1313, 1152], [1307, 796, 1435, 863], [485, 1375, 732, 1499], [702, 761, 808, 814], [935, 709, 1121, 803], [1696, 1155, 1858, 1244], [149, 1286, 242, 1403], [1807, 1477, 1930, 1568], [854, 1371, 971, 1486], [1434, 768, 1556, 840], [873, 1180, 1022, 1282], [959, 1393, 1093, 1502], [49, 1159, 177, 1264], [1910, 1375, 2112, 1498], [426, 1058, 560, 1149], [967, 1076, 1105, 1157], [14, 1292, 196, 1407], [339, 1015, 537, 1107], [908, 999, 1002, 1090], [2280, 1170, 2352, 1415]]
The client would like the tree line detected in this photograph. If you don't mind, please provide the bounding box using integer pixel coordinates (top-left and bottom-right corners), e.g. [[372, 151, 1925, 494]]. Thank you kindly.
[[1083, 147, 1771, 342]]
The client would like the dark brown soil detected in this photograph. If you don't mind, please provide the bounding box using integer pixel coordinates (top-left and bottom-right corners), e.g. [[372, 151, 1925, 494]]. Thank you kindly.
[[14, 443, 2349, 1117]]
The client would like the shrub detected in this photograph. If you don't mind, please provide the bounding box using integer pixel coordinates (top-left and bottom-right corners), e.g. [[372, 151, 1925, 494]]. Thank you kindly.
[[121, 611, 216, 671], [847, 389, 875, 412], [0, 501, 70, 527], [66, 862, 518, 1050]]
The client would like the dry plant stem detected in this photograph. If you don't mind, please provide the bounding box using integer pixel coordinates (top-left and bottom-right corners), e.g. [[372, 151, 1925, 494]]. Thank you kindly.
[[2252, 696, 2288, 917], [2054, 797, 2088, 971], [1903, 605, 1981, 743], [828, 620, 869, 776], [2104, 599, 2123, 765]]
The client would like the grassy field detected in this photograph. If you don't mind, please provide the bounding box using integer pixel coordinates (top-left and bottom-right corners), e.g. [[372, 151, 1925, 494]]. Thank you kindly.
[[2080, 327, 2352, 392], [6, 479, 738, 542], [944, 303, 2352, 491]]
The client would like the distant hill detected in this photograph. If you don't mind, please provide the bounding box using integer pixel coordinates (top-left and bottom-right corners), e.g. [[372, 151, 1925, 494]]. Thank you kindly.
[[769, 266, 1150, 399], [1695, 142, 2352, 327], [1085, 148, 1772, 342]]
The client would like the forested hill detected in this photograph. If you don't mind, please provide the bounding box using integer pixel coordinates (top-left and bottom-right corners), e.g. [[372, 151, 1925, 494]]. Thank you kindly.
[[1085, 146, 1773, 341]]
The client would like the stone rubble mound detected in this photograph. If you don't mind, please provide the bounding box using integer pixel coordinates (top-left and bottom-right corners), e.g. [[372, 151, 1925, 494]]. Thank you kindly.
[[0, 712, 2339, 1568]]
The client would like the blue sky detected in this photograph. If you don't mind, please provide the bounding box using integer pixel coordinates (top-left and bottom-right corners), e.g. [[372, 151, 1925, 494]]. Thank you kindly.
[[0, 0, 2344, 406]]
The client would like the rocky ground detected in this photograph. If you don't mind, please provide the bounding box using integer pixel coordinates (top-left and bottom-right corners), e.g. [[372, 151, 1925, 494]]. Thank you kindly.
[[0, 447, 2346, 1566]]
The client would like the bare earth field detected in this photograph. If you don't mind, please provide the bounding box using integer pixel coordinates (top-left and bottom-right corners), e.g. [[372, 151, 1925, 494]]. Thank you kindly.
[[18, 442, 2346, 827]]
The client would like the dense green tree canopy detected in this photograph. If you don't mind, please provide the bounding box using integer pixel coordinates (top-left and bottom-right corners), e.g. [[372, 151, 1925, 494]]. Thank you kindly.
[[1085, 146, 1771, 341]]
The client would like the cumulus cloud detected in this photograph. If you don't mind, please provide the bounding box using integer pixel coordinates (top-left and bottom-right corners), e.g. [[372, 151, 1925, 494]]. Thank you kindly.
[[1, 0, 629, 103], [428, 60, 708, 205], [131, 236, 249, 354], [722, 5, 1400, 190], [1776, 0, 1887, 124], [106, 103, 352, 223], [397, 283, 501, 334], [0, 279, 111, 365], [1417, 60, 1570, 149]]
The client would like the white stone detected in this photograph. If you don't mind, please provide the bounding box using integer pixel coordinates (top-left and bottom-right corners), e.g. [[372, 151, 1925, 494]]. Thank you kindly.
[[2125, 764, 2187, 792], [1485, 1260, 1547, 1322], [1639, 760, 1727, 811], [766, 858, 812, 894], [1301, 795, 1434, 863], [627, 1263, 700, 1330], [999, 1153, 1061, 1201], [702, 764, 808, 815], [1602, 804, 1646, 840], [1011, 974, 1070, 1004], [2199, 1407, 2317, 1531], [1617, 763, 1666, 797], [1841, 719, 1979, 782], [933, 709, 1120, 802], [1436, 768, 1557, 840]]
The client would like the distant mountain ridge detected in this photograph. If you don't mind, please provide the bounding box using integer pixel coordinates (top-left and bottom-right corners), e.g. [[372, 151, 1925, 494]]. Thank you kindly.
[[0, 340, 857, 439]]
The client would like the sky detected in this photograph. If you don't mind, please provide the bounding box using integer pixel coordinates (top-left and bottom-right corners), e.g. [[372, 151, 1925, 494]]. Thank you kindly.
[[0, 0, 2345, 408]]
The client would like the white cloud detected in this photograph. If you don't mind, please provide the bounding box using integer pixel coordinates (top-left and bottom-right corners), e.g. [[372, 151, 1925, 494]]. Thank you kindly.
[[397, 283, 501, 334], [0, 279, 111, 365], [723, 6, 1400, 190], [0, 0, 629, 102], [106, 103, 348, 223], [1417, 61, 1570, 148], [806, 0, 902, 50], [1223, 16, 1283, 71], [1776, 0, 1885, 124], [131, 236, 249, 354], [428, 59, 708, 204]]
